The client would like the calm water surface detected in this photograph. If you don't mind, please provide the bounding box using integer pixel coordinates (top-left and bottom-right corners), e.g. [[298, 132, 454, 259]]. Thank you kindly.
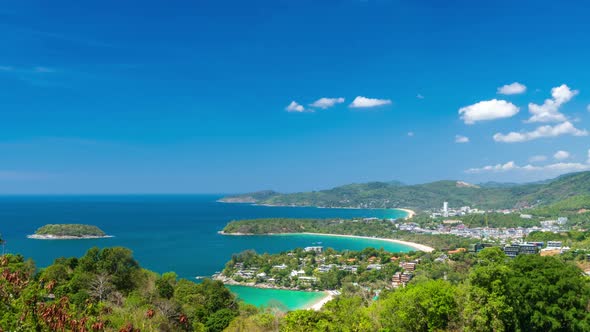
[[0, 195, 410, 309]]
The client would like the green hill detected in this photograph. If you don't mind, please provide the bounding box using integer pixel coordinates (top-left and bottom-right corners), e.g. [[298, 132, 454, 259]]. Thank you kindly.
[[33, 224, 106, 237], [220, 171, 590, 211]]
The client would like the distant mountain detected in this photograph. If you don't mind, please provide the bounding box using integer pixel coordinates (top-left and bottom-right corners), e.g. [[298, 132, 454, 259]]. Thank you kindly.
[[218, 190, 278, 203], [219, 171, 590, 210], [478, 181, 520, 188]]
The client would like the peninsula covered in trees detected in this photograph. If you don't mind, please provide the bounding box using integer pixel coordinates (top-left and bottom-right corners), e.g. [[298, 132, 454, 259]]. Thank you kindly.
[[221, 218, 476, 250], [28, 224, 111, 240]]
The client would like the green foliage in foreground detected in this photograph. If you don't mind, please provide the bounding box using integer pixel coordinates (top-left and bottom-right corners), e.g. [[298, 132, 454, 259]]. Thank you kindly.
[[2, 246, 590, 331], [223, 218, 477, 250], [34, 224, 107, 237], [0, 247, 238, 331]]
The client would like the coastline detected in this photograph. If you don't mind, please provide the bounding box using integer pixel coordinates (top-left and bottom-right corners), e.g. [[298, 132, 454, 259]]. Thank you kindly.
[[285, 232, 434, 253], [27, 234, 114, 240], [218, 231, 434, 252], [397, 208, 415, 219], [306, 291, 334, 311], [225, 282, 335, 311]]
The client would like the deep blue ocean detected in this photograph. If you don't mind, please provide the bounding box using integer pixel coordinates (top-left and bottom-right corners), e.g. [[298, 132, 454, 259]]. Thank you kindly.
[[0, 195, 412, 309], [0, 195, 409, 278]]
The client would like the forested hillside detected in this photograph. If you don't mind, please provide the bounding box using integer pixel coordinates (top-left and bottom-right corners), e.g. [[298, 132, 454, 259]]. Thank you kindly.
[[221, 171, 590, 210]]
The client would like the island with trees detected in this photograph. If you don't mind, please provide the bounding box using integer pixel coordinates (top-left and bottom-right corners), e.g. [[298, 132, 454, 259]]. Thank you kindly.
[[28, 224, 112, 240]]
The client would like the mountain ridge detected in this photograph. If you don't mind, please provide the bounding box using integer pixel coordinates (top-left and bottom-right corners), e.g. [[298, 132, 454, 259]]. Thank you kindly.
[[219, 171, 590, 210]]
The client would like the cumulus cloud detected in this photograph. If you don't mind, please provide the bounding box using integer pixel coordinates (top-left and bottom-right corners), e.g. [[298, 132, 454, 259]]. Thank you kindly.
[[529, 155, 547, 163], [285, 101, 306, 113], [467, 147, 590, 179], [455, 135, 469, 143], [497, 82, 527, 95], [587, 104, 590, 112], [466, 161, 517, 173], [416, 94, 424, 99], [553, 150, 570, 160], [458, 99, 519, 124], [407, 132, 414, 137], [349, 96, 392, 108], [466, 161, 590, 175], [493, 121, 588, 143], [310, 97, 345, 109], [527, 84, 578, 123]]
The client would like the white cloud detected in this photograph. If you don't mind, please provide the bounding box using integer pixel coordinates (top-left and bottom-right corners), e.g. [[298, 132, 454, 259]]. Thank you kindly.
[[527, 84, 578, 123], [587, 104, 590, 112], [407, 132, 414, 137], [529, 155, 547, 163], [466, 161, 517, 173], [466, 161, 590, 175], [467, 147, 590, 179], [493, 121, 588, 143], [310, 97, 345, 109], [0, 66, 13, 71], [497, 82, 527, 95], [416, 94, 424, 99], [458, 99, 519, 124], [285, 101, 306, 113], [349, 96, 392, 108], [455, 135, 469, 143], [553, 150, 570, 160]]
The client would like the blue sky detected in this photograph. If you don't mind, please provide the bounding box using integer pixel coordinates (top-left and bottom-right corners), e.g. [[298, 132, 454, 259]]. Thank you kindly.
[[1, 0, 590, 193]]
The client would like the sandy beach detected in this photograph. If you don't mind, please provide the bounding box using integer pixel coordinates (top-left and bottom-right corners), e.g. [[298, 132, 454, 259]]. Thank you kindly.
[[220, 231, 434, 252], [397, 208, 416, 219], [306, 291, 335, 310], [27, 234, 114, 240], [292, 232, 434, 252]]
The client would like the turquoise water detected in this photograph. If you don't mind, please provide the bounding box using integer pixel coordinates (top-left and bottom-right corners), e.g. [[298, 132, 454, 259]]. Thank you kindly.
[[227, 285, 327, 311], [0, 195, 410, 309], [271, 233, 413, 252]]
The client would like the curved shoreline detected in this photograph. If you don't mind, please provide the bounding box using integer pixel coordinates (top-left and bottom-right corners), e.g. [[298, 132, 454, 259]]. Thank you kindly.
[[219, 231, 433, 252], [227, 284, 334, 311], [279, 232, 434, 253], [27, 234, 114, 240], [306, 291, 335, 311], [397, 208, 415, 219]]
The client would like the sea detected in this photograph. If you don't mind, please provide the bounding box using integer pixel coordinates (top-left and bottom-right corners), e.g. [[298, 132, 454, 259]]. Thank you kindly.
[[0, 195, 411, 310]]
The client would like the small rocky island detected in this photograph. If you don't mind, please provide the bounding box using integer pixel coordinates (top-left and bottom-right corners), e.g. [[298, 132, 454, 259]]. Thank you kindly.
[[28, 224, 111, 240]]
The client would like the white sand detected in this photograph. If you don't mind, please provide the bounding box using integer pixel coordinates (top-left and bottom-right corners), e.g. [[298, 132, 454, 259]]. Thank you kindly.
[[293, 232, 434, 252], [27, 234, 113, 240], [306, 291, 334, 311], [397, 208, 416, 219]]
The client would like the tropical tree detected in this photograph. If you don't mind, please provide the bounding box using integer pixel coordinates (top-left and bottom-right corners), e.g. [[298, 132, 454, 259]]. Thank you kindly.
[[508, 255, 590, 331]]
